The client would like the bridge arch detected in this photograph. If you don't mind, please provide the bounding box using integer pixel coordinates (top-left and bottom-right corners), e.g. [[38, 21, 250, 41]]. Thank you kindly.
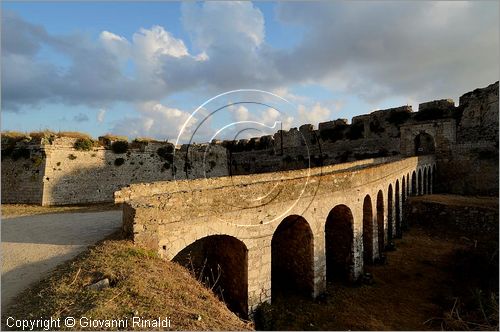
[[402, 176, 406, 203], [414, 132, 435, 155], [432, 164, 437, 192], [411, 171, 417, 195], [387, 184, 394, 241], [418, 168, 423, 195], [325, 204, 354, 282], [272, 215, 314, 299], [428, 166, 433, 194], [406, 173, 410, 197], [426, 168, 430, 194], [395, 180, 401, 238], [376, 190, 384, 256], [362, 195, 375, 264], [173, 234, 248, 317]]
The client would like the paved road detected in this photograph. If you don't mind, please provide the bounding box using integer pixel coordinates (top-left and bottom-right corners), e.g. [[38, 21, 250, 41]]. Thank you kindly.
[[1, 210, 122, 308]]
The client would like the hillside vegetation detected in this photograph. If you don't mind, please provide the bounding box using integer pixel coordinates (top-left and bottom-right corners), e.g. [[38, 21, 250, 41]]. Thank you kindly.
[[2, 233, 252, 331]]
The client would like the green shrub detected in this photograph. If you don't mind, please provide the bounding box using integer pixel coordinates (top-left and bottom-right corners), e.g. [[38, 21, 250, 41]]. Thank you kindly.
[[114, 158, 125, 166], [74, 138, 94, 151], [111, 140, 129, 154], [68, 154, 77, 160]]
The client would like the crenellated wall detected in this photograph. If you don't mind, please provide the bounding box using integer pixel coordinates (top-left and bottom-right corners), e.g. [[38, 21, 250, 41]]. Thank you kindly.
[[2, 81, 498, 204]]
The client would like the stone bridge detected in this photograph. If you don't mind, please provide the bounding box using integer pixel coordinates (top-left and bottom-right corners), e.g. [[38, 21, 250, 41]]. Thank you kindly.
[[116, 155, 436, 317]]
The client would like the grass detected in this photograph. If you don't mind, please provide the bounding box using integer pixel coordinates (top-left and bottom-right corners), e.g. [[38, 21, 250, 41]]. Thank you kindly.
[[1, 131, 93, 142], [1, 203, 120, 218], [100, 134, 129, 142], [2, 233, 252, 331]]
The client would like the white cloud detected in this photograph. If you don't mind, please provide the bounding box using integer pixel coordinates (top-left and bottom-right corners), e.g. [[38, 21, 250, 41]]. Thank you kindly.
[[111, 101, 193, 141], [97, 108, 106, 123], [297, 103, 332, 127], [2, 1, 498, 134]]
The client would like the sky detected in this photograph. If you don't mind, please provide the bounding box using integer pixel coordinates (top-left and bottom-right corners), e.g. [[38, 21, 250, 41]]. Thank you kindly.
[[1, 1, 499, 143]]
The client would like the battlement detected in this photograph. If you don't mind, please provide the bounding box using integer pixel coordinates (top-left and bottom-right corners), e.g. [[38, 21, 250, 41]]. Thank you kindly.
[[2, 81, 498, 205]]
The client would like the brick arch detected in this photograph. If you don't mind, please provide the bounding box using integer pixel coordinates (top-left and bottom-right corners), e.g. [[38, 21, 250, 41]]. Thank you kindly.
[[172, 234, 248, 318], [407, 173, 411, 197], [166, 223, 251, 261], [417, 167, 423, 195], [402, 175, 406, 203], [424, 167, 429, 194], [362, 195, 375, 264], [325, 204, 354, 282], [272, 215, 314, 299], [387, 183, 394, 241], [376, 190, 385, 256], [395, 179, 401, 237], [414, 132, 436, 155], [411, 171, 417, 195]]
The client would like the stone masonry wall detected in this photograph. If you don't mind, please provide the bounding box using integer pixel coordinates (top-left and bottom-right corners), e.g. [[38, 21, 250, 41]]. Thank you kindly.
[[1, 137, 228, 205], [1, 81, 497, 204], [1, 139, 46, 204], [405, 196, 499, 238]]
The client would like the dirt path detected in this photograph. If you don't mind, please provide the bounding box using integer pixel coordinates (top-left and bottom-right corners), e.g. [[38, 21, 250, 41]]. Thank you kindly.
[[1, 210, 122, 308]]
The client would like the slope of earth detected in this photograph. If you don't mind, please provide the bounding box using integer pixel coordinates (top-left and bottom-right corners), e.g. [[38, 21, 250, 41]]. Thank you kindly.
[[2, 233, 252, 331]]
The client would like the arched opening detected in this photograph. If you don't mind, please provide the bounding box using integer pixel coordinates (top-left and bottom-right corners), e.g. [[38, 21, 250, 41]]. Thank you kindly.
[[414, 132, 435, 155], [325, 205, 354, 282], [387, 184, 394, 241], [433, 165, 437, 193], [418, 169, 423, 195], [173, 235, 248, 317], [272, 215, 314, 300], [424, 167, 429, 195], [411, 171, 417, 195], [428, 167, 432, 194], [395, 180, 401, 238], [362, 195, 374, 264], [407, 173, 410, 197], [376, 190, 384, 256], [402, 176, 406, 203]]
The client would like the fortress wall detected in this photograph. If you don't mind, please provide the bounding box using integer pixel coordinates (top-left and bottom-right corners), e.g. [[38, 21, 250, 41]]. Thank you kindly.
[[440, 82, 499, 195], [1, 140, 46, 204], [1, 137, 228, 206], [1, 82, 497, 204]]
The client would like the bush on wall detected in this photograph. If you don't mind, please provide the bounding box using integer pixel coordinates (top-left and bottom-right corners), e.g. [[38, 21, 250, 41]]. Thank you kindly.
[[111, 140, 129, 154], [74, 138, 95, 151], [114, 158, 125, 166]]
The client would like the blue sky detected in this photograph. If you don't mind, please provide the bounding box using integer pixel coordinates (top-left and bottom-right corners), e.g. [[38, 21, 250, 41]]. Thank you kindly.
[[2, 1, 498, 142]]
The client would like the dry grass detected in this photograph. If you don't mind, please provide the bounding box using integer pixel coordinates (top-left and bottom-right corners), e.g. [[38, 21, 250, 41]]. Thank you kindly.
[[1, 131, 30, 139], [1, 131, 93, 142], [56, 131, 92, 139], [255, 226, 498, 331], [100, 134, 129, 142], [133, 137, 164, 143], [1, 203, 120, 218], [2, 233, 252, 331]]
